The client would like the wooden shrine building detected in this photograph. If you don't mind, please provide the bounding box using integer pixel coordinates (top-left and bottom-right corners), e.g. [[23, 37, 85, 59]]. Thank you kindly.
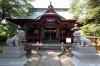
[[7, 4, 77, 44]]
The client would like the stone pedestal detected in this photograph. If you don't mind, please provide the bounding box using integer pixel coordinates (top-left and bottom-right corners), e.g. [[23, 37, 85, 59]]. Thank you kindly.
[[71, 46, 100, 66], [0, 45, 28, 66]]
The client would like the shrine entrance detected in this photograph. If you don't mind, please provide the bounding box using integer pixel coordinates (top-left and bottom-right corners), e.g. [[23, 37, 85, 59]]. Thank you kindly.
[[44, 28, 56, 40], [42, 28, 60, 44]]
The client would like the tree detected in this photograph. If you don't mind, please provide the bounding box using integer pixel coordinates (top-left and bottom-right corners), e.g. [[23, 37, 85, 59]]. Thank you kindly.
[[0, 22, 19, 40], [81, 23, 100, 42], [69, 0, 100, 24], [68, 0, 83, 19], [86, 0, 100, 24], [69, 0, 100, 37], [0, 0, 34, 22], [0, 0, 35, 40]]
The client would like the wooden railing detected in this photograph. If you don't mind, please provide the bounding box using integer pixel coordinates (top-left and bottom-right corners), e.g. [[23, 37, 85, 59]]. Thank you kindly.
[[85, 36, 99, 53]]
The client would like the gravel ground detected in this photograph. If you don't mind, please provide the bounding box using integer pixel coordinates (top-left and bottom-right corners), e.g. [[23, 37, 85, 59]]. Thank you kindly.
[[25, 50, 73, 66]]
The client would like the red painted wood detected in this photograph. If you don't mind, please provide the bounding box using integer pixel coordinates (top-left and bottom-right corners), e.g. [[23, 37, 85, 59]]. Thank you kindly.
[[45, 8, 57, 14]]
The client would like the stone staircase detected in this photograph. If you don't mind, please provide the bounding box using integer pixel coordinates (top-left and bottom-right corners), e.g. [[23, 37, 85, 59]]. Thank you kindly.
[[42, 39, 60, 44], [38, 45, 62, 50], [31, 44, 63, 51]]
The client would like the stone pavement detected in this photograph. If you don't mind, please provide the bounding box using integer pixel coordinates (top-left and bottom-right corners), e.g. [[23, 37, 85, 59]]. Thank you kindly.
[[60, 52, 73, 66], [25, 50, 73, 66]]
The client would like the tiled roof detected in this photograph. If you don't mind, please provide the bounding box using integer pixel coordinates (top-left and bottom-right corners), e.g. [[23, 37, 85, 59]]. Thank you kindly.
[[27, 8, 73, 19]]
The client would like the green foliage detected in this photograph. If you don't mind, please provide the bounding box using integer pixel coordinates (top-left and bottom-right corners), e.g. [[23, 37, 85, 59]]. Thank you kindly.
[[82, 24, 100, 36], [82, 24, 94, 36], [69, 0, 100, 39], [86, 0, 100, 24], [0, 22, 18, 40], [0, 0, 34, 22], [78, 18, 88, 24], [69, 0, 100, 24], [69, 0, 83, 19], [0, 0, 35, 40]]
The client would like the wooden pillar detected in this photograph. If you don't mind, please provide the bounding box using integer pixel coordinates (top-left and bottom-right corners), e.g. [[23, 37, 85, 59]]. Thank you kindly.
[[95, 38, 99, 53], [37, 31, 39, 40], [56, 28, 60, 43], [49, 29, 53, 41], [62, 32, 63, 41], [61, 30, 64, 41], [40, 28, 44, 43], [34, 30, 39, 41]]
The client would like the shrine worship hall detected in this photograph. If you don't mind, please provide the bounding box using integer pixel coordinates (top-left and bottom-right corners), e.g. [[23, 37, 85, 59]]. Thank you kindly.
[[6, 4, 77, 45]]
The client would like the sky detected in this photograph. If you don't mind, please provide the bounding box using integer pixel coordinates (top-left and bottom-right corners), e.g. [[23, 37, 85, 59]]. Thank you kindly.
[[31, 0, 71, 8], [29, 0, 74, 19]]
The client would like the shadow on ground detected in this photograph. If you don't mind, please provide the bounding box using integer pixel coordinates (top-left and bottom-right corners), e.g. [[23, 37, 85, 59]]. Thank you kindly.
[[25, 50, 73, 66]]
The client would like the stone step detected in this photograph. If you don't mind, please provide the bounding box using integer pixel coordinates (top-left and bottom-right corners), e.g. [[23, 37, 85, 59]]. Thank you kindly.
[[38, 46, 62, 50], [42, 40, 60, 44]]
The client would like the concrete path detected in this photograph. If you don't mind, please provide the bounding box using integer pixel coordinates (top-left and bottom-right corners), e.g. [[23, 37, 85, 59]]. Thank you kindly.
[[25, 50, 72, 66], [60, 52, 72, 66], [37, 51, 62, 66]]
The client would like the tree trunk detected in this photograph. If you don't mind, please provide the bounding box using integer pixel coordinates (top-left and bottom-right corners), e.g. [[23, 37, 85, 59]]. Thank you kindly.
[[0, 18, 4, 22], [0, 12, 5, 23]]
